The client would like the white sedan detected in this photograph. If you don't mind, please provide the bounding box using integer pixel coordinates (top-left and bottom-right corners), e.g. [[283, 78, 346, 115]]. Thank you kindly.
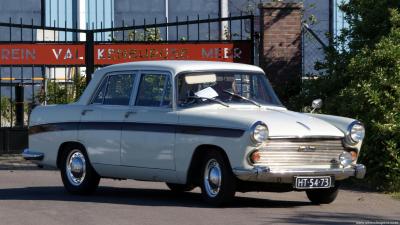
[[23, 60, 366, 206]]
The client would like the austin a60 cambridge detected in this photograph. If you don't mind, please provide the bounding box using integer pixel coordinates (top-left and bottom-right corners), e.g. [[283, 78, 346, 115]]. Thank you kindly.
[[23, 60, 366, 205]]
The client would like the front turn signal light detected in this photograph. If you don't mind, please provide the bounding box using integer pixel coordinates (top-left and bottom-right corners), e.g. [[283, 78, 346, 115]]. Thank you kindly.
[[249, 150, 261, 164], [350, 150, 358, 161]]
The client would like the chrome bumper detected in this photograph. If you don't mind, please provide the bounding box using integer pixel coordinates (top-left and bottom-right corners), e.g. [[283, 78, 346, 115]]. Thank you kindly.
[[22, 149, 44, 161], [233, 164, 366, 183]]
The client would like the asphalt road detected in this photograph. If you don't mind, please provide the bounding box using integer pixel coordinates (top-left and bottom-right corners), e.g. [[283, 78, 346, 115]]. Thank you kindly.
[[0, 170, 399, 225]]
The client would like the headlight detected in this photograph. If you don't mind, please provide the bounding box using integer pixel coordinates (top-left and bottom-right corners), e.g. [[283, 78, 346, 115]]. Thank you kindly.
[[346, 121, 365, 145], [251, 122, 269, 144]]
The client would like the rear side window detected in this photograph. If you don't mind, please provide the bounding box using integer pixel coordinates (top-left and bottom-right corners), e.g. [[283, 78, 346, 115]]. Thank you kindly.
[[135, 73, 171, 107], [92, 74, 135, 105]]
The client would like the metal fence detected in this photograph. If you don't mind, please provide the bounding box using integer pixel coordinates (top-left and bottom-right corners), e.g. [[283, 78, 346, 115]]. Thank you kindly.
[[301, 23, 329, 78]]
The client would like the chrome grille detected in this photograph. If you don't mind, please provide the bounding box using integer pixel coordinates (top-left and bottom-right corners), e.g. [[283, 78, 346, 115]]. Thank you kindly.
[[256, 139, 345, 168]]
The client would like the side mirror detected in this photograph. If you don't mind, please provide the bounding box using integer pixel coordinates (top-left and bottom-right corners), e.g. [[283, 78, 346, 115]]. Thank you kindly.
[[311, 99, 322, 113]]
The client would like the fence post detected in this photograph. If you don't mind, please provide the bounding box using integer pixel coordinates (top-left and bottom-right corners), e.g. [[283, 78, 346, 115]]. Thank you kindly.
[[85, 30, 94, 85], [15, 84, 24, 127], [259, 2, 303, 103]]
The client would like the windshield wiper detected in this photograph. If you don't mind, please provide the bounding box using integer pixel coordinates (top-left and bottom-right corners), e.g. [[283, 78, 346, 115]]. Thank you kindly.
[[188, 95, 229, 107], [223, 90, 261, 107]]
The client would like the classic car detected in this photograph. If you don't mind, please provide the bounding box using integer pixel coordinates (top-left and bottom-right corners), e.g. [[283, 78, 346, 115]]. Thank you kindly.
[[23, 60, 366, 206]]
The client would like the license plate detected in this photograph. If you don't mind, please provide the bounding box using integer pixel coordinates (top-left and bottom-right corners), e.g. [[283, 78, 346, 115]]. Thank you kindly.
[[294, 176, 332, 189]]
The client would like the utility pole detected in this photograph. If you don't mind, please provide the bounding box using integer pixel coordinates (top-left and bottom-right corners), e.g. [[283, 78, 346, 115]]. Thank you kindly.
[[165, 0, 169, 40], [220, 0, 229, 40], [328, 0, 334, 46]]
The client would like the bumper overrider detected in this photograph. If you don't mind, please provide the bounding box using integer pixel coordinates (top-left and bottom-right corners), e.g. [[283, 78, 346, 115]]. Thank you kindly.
[[22, 148, 44, 161], [233, 164, 366, 183]]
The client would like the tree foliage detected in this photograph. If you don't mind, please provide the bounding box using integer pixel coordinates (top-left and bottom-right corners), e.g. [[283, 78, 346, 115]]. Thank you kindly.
[[289, 1, 400, 191], [0, 96, 13, 126], [37, 72, 86, 105]]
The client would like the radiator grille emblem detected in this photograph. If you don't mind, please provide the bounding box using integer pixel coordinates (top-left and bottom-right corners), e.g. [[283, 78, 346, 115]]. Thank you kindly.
[[298, 146, 316, 152]]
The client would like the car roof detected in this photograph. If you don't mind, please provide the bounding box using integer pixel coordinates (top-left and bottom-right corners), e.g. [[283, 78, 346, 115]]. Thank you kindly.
[[99, 60, 264, 75]]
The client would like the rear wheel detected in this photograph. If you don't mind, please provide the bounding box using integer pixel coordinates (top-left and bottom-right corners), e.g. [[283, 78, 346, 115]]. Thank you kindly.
[[200, 151, 236, 206], [166, 183, 194, 193], [306, 185, 340, 204], [60, 144, 100, 195]]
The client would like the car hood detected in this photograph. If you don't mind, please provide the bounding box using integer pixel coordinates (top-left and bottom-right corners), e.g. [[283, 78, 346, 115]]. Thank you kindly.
[[178, 106, 344, 138]]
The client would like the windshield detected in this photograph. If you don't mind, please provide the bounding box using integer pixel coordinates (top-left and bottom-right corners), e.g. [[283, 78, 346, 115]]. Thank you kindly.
[[177, 72, 283, 107]]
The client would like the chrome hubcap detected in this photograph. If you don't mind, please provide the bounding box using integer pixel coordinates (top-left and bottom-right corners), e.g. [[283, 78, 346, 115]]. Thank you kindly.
[[66, 150, 86, 186], [204, 159, 222, 198]]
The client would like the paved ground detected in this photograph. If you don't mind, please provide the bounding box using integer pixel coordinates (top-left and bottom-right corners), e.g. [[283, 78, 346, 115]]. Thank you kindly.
[[0, 170, 399, 225]]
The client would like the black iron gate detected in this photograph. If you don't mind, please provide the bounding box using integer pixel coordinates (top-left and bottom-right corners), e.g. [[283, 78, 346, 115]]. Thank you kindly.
[[0, 14, 255, 153]]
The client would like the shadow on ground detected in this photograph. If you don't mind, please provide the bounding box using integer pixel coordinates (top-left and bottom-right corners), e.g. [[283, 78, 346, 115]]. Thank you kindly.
[[264, 212, 398, 225], [0, 186, 397, 224], [0, 185, 311, 209]]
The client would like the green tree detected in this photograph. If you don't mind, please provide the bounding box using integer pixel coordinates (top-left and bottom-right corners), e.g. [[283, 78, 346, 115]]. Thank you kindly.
[[37, 71, 86, 105], [0, 96, 13, 126], [290, 1, 400, 191]]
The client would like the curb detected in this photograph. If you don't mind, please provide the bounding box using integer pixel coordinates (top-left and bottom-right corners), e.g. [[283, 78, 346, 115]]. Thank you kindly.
[[0, 154, 40, 170]]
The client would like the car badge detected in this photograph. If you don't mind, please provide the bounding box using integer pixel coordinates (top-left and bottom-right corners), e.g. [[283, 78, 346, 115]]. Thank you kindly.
[[298, 146, 316, 152]]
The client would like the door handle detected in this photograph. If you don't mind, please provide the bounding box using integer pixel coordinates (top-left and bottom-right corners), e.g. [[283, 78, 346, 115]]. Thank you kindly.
[[125, 110, 136, 118], [81, 109, 93, 115]]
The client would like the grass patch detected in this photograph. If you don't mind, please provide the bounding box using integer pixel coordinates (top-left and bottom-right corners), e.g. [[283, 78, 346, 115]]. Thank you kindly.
[[391, 192, 400, 200]]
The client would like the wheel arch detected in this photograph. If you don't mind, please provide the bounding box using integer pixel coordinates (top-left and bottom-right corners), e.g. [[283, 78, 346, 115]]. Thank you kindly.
[[186, 144, 232, 186], [56, 141, 88, 169]]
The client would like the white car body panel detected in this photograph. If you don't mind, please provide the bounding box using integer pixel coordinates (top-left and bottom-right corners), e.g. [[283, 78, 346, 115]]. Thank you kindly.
[[27, 60, 364, 185]]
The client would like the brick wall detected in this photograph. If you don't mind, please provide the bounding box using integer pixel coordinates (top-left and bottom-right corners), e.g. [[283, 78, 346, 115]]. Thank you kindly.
[[259, 3, 303, 103]]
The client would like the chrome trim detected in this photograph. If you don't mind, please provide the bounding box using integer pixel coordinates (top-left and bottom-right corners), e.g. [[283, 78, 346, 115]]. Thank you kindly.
[[66, 150, 87, 186], [233, 164, 366, 182], [203, 159, 222, 198], [344, 121, 364, 146], [354, 164, 366, 179], [254, 139, 345, 168], [268, 136, 343, 140], [249, 121, 268, 145], [22, 149, 44, 161]]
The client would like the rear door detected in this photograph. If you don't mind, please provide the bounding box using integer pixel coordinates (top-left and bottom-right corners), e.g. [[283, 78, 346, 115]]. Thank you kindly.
[[79, 72, 136, 165]]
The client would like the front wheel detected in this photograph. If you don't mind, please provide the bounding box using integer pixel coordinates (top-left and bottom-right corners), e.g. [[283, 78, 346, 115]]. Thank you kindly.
[[60, 145, 100, 195], [306, 185, 340, 204], [200, 151, 236, 206]]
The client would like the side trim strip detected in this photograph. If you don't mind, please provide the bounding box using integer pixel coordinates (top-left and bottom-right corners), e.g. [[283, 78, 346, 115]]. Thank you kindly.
[[29, 122, 245, 138]]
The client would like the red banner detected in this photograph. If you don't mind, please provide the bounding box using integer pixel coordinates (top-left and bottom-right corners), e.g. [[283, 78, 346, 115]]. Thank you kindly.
[[0, 42, 252, 65], [0, 44, 85, 65], [94, 42, 252, 65]]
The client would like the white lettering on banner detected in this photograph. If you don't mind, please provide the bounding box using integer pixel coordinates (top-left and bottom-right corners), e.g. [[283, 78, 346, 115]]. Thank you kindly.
[[1, 48, 36, 60], [201, 48, 242, 59], [52, 48, 84, 61], [52, 49, 62, 59], [97, 49, 104, 59], [64, 49, 72, 59]]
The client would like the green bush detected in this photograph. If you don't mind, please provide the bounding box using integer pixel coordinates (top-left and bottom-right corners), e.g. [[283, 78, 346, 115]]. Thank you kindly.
[[37, 71, 86, 105], [0, 96, 13, 126], [340, 12, 400, 191], [290, 8, 400, 191]]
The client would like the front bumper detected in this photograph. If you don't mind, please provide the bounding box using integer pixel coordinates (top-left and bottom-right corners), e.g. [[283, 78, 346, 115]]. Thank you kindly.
[[22, 148, 44, 161], [233, 164, 366, 183]]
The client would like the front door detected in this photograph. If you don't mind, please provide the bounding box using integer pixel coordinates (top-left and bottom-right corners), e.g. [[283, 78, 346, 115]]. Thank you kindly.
[[79, 72, 136, 166], [121, 72, 177, 170]]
